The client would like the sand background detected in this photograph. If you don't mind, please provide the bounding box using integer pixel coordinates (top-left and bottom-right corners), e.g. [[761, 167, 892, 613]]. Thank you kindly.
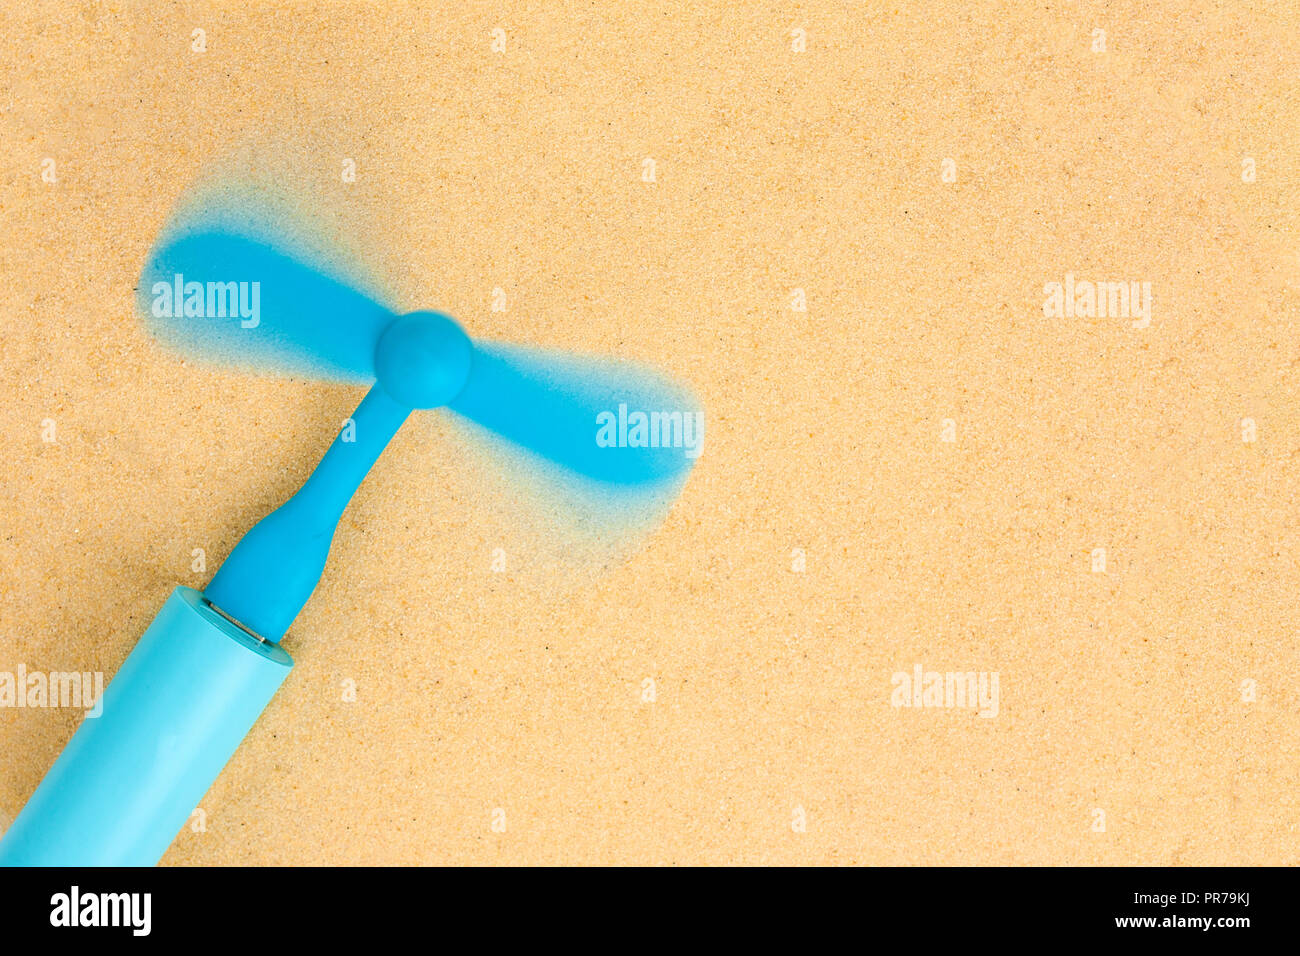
[[1, 0, 1298, 865]]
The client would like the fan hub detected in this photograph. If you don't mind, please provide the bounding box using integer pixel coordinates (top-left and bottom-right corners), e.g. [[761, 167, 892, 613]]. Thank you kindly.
[[373, 311, 473, 409]]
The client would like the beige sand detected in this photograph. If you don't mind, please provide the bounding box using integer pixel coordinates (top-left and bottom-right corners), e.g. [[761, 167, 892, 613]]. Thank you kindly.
[[1, 0, 1298, 865]]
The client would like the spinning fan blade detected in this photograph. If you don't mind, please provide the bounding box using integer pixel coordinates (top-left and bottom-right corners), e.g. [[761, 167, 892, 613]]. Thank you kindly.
[[449, 341, 701, 488], [139, 215, 701, 491], [138, 228, 395, 382]]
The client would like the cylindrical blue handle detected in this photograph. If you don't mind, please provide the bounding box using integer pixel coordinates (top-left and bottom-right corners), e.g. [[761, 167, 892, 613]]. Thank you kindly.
[[0, 586, 292, 866]]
